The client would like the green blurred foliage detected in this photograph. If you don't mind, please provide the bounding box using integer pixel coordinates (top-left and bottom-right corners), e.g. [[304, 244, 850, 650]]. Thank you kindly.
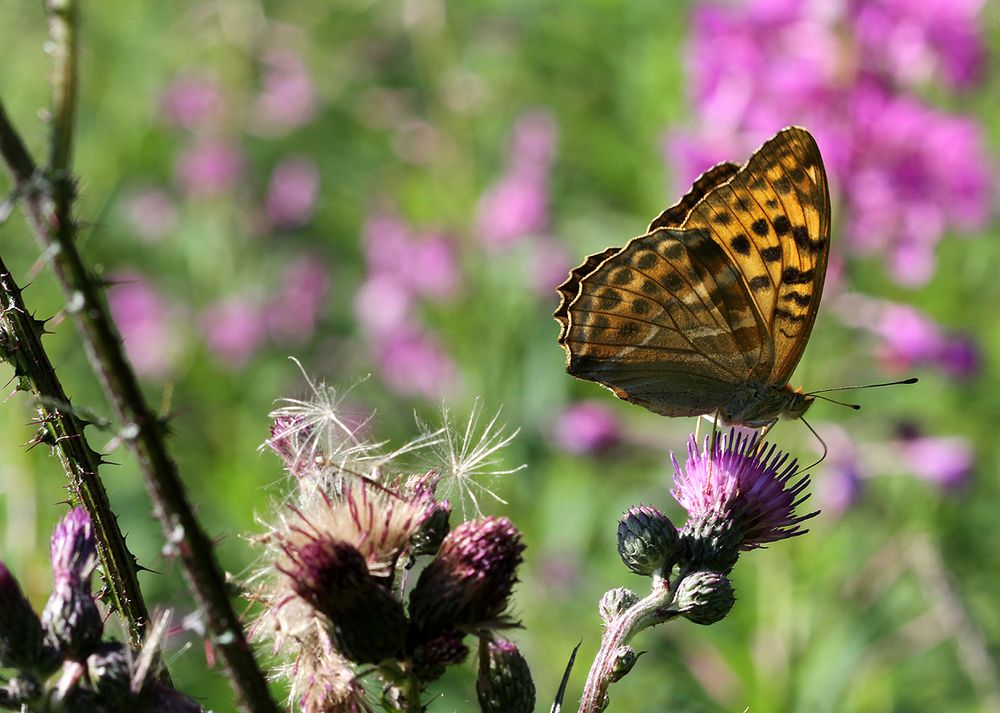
[[1, 1, 999, 712]]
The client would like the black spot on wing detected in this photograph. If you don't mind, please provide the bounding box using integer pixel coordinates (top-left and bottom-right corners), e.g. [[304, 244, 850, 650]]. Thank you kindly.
[[761, 246, 782, 262], [774, 307, 806, 323], [751, 219, 769, 237], [749, 275, 770, 291], [782, 291, 811, 307], [635, 252, 657, 270], [781, 267, 814, 285], [730, 234, 751, 255], [772, 215, 791, 235]]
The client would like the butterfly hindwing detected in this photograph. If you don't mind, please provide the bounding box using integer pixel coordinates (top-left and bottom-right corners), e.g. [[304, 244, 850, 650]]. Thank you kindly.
[[647, 161, 740, 232], [559, 227, 770, 416]]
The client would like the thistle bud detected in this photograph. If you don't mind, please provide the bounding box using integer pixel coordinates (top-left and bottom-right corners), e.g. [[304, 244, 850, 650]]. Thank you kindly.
[[617, 505, 679, 576], [86, 643, 131, 707], [409, 517, 524, 634], [42, 508, 103, 658], [678, 511, 742, 575], [285, 537, 406, 664], [408, 629, 469, 682], [42, 579, 103, 659], [608, 646, 638, 682], [674, 571, 735, 625], [476, 637, 535, 713], [410, 499, 451, 557], [598, 587, 639, 626], [0, 564, 46, 671]]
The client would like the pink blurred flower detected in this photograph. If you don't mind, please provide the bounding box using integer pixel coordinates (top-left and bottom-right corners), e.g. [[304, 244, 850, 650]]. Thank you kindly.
[[354, 274, 414, 336], [265, 256, 330, 343], [362, 213, 460, 300], [897, 428, 974, 490], [120, 187, 178, 243], [266, 157, 319, 228], [373, 325, 458, 400], [815, 425, 863, 517], [252, 50, 318, 134], [529, 238, 573, 296], [476, 111, 558, 249], [553, 401, 621, 454], [107, 272, 181, 379], [160, 75, 224, 129], [175, 138, 245, 197], [850, 0, 987, 89], [200, 297, 267, 368], [835, 294, 981, 379], [667, 0, 995, 287]]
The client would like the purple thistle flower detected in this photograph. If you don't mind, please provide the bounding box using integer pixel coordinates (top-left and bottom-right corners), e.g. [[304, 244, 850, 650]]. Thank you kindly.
[[476, 637, 535, 713], [671, 430, 817, 571], [42, 509, 103, 658], [408, 517, 525, 635], [281, 537, 406, 664]]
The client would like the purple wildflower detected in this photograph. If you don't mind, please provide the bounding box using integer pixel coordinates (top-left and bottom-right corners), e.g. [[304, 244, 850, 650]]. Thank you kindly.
[[372, 325, 458, 401], [107, 272, 181, 379], [849, 0, 987, 89], [174, 138, 245, 197], [251, 50, 317, 134], [671, 430, 816, 570], [120, 187, 178, 243], [200, 296, 267, 368], [815, 425, 864, 517], [897, 426, 974, 490], [42, 508, 103, 658], [265, 157, 319, 228], [264, 255, 330, 344], [668, 0, 994, 286], [554, 401, 621, 455], [160, 75, 223, 129], [476, 111, 558, 249]]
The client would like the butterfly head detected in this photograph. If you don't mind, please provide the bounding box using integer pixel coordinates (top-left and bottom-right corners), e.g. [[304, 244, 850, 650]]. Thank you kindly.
[[780, 388, 815, 421]]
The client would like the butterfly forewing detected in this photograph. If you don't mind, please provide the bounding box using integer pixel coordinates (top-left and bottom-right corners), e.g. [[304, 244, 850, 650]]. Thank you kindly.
[[679, 127, 830, 384]]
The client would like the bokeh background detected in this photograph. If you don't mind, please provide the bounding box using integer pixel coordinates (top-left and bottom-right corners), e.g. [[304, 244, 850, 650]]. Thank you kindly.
[[1, 0, 999, 711]]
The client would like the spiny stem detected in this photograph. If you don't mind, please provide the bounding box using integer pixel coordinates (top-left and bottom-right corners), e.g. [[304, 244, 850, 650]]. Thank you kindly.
[[0, 255, 158, 665], [0, 5, 280, 711]]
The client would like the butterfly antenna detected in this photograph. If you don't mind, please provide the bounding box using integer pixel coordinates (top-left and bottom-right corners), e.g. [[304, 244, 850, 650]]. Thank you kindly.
[[807, 377, 918, 395], [811, 394, 862, 410]]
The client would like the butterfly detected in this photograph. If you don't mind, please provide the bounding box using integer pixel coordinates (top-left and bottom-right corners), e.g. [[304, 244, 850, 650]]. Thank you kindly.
[[554, 126, 830, 429]]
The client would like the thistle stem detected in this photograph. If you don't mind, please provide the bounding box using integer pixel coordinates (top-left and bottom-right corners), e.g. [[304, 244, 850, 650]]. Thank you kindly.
[[579, 578, 680, 713], [0, 4, 280, 711]]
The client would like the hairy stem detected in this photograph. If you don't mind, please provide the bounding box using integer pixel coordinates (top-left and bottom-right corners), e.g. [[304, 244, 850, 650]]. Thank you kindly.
[[579, 579, 679, 713]]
